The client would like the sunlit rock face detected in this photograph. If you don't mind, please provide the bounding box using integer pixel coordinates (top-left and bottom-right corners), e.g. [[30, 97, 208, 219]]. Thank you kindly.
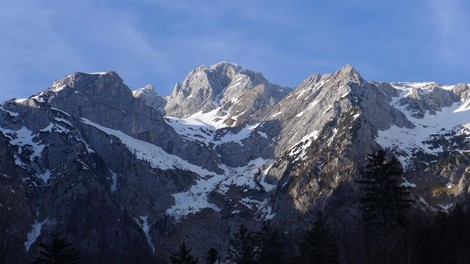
[[165, 62, 292, 126], [1, 62, 470, 263]]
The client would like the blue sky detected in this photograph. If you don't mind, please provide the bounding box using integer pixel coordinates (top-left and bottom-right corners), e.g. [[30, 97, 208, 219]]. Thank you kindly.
[[1, 0, 470, 102]]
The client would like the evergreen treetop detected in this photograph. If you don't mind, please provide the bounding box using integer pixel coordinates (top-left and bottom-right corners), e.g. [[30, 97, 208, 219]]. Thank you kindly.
[[33, 234, 82, 264]]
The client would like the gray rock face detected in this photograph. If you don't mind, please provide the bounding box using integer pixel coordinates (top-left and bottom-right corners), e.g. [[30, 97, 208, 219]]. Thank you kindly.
[[0, 133, 33, 264], [165, 61, 292, 125], [391, 82, 460, 118], [43, 72, 220, 172], [1, 62, 470, 263], [260, 65, 413, 160], [132, 84, 167, 113]]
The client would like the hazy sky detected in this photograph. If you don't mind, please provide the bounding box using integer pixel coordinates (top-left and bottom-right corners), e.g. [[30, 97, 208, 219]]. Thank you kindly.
[[1, 0, 470, 102]]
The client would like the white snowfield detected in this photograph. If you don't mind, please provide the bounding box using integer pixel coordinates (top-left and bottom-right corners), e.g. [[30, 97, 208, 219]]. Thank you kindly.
[[81, 118, 216, 175], [24, 218, 49, 251], [80, 118, 276, 221], [165, 107, 259, 148], [377, 83, 470, 167], [0, 126, 45, 168]]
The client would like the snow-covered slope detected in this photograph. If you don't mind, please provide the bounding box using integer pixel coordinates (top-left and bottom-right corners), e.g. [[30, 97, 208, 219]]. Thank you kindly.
[[2, 63, 470, 263], [377, 82, 470, 167]]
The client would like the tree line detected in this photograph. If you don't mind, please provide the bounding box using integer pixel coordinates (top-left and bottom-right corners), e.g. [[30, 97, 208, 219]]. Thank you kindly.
[[21, 149, 470, 263], [171, 149, 470, 264], [171, 215, 339, 264]]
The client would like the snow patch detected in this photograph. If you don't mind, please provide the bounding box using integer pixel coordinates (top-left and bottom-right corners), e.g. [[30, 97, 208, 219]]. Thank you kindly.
[[377, 89, 470, 167], [51, 83, 67, 92], [81, 118, 215, 175], [138, 214, 155, 254], [110, 170, 118, 192], [0, 106, 19, 117], [256, 199, 276, 220], [166, 173, 224, 221], [257, 131, 268, 139], [306, 99, 320, 110], [0, 126, 45, 164], [240, 197, 262, 210], [288, 130, 320, 161], [438, 203, 453, 212], [165, 117, 215, 146], [54, 117, 72, 126], [39, 170, 51, 184], [91, 72, 109, 75], [14, 98, 28, 104], [50, 107, 71, 117], [40, 123, 70, 134], [401, 177, 416, 188], [167, 111, 259, 147], [218, 124, 258, 146], [167, 158, 274, 221], [24, 219, 48, 251]]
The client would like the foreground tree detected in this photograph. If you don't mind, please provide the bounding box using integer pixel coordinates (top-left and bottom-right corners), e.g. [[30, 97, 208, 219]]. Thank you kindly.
[[227, 222, 285, 264], [206, 247, 219, 264], [0, 241, 5, 264], [359, 149, 412, 263], [297, 212, 340, 264], [256, 221, 283, 264], [410, 205, 470, 264], [227, 225, 257, 264], [33, 235, 82, 264], [171, 242, 199, 264]]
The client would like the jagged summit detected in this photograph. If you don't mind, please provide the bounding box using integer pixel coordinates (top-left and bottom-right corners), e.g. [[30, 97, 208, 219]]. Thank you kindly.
[[164, 62, 291, 124], [132, 84, 166, 112], [45, 71, 128, 98], [333, 64, 364, 84], [196, 61, 260, 76]]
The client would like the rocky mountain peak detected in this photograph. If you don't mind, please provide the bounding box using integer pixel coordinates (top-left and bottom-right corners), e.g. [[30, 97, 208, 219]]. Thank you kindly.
[[334, 64, 364, 84], [132, 85, 167, 112], [165, 62, 288, 120], [52, 71, 129, 97], [205, 61, 267, 83]]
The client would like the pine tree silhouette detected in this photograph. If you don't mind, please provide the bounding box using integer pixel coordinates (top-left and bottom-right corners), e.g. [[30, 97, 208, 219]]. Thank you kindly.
[[206, 247, 219, 264], [358, 149, 412, 263], [227, 225, 257, 264], [170, 242, 199, 264], [33, 234, 82, 264], [255, 221, 283, 264], [298, 212, 339, 264]]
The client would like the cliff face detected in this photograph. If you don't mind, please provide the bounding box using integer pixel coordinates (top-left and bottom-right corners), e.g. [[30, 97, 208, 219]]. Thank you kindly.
[[1, 62, 470, 263]]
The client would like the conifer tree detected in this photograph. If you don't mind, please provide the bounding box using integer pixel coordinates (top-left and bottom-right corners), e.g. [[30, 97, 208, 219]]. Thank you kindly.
[[358, 149, 412, 263], [33, 234, 82, 264], [297, 212, 339, 264], [448, 204, 469, 262], [227, 225, 256, 264], [255, 221, 283, 264], [206, 247, 219, 264], [0, 241, 5, 264], [170, 242, 199, 264]]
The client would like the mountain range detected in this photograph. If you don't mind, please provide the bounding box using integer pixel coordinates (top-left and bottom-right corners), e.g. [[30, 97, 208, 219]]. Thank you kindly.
[[1, 62, 469, 263]]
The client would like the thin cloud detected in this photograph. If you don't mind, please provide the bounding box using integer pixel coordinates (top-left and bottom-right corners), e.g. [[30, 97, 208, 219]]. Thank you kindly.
[[2, 0, 470, 101], [0, 0, 169, 100], [426, 0, 470, 61]]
